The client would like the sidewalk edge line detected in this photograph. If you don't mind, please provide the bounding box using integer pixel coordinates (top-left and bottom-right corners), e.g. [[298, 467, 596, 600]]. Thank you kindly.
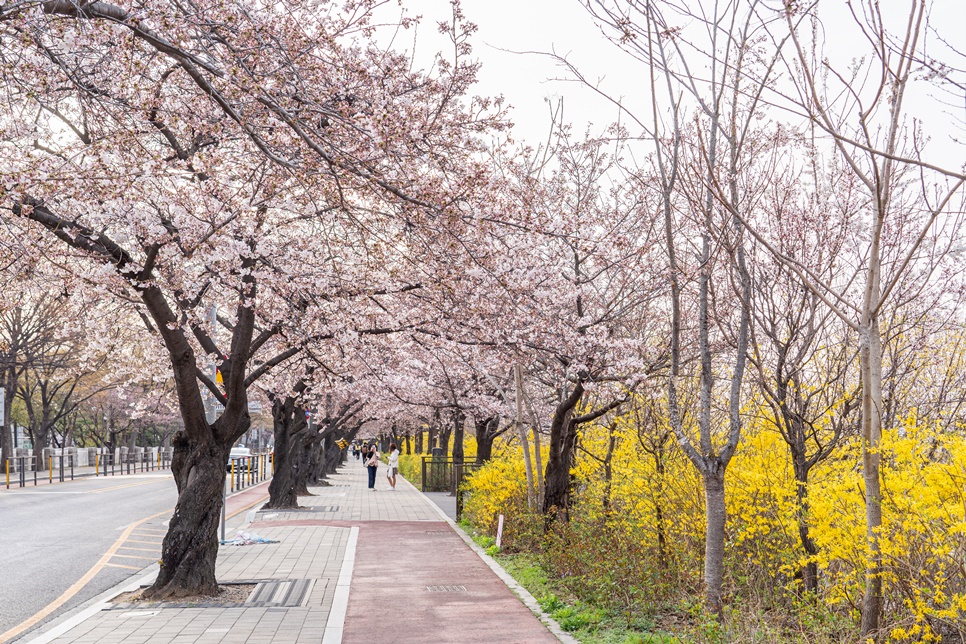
[[399, 476, 578, 644], [322, 525, 359, 644]]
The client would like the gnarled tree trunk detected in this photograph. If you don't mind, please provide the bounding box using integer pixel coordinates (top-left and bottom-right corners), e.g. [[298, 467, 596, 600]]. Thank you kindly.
[[264, 395, 305, 510], [150, 431, 235, 597]]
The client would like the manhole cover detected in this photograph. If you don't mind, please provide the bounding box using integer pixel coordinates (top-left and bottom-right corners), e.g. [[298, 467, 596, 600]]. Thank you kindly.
[[427, 585, 467, 593]]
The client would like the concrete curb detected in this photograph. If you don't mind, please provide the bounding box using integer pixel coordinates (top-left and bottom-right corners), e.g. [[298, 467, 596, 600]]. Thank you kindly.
[[321, 525, 359, 644], [21, 565, 160, 644], [17, 483, 270, 644], [398, 475, 580, 644]]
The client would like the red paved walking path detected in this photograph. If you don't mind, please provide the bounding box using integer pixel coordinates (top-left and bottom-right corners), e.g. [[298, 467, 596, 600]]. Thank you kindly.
[[342, 521, 557, 643]]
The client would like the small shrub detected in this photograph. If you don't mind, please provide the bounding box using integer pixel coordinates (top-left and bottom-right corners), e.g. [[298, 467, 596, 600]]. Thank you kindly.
[[539, 593, 565, 613]]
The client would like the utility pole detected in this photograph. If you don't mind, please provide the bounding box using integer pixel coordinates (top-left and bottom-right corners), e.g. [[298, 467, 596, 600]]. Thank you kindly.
[[204, 303, 218, 424]]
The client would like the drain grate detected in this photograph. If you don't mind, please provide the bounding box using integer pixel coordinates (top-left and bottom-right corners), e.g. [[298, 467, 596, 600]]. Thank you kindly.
[[425, 531, 450, 535], [427, 585, 467, 593], [247, 579, 315, 607]]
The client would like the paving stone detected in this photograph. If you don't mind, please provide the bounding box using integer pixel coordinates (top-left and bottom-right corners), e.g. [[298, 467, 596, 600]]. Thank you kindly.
[[26, 464, 558, 644]]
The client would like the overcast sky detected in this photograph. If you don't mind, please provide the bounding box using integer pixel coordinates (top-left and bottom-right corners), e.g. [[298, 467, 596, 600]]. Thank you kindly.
[[397, 1, 965, 165], [400, 0, 640, 144]]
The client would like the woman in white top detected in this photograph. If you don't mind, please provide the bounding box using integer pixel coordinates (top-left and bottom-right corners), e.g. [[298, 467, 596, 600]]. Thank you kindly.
[[386, 443, 400, 490]]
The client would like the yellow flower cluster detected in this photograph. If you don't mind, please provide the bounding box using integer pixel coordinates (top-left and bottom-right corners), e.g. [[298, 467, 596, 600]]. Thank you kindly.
[[460, 406, 966, 638]]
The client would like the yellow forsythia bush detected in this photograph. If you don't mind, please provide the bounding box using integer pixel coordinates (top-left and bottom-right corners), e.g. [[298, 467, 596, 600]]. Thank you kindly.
[[459, 404, 966, 640], [807, 421, 966, 642], [396, 453, 422, 486], [460, 453, 540, 550]]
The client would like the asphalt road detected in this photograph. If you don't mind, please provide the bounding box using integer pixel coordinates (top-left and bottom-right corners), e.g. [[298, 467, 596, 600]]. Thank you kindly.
[[0, 472, 178, 641]]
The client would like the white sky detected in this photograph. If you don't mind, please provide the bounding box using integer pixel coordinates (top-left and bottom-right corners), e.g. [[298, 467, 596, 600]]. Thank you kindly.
[[393, 0, 966, 168], [399, 0, 641, 143]]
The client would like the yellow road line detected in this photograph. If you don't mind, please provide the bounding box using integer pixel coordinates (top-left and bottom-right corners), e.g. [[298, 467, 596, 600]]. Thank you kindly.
[[117, 547, 159, 553], [0, 508, 172, 643], [105, 563, 141, 571], [1, 485, 269, 643], [89, 479, 165, 494], [110, 554, 159, 561], [126, 539, 163, 545]]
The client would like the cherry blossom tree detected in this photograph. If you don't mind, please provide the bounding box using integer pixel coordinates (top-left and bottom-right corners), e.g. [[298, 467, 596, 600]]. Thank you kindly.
[[0, 0, 504, 599]]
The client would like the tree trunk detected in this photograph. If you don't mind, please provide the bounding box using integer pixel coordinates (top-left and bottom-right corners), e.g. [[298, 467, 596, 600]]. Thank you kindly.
[[264, 396, 300, 510], [790, 439, 819, 593], [475, 417, 496, 464], [542, 382, 583, 525], [309, 437, 325, 484], [514, 364, 535, 507], [146, 431, 231, 598], [304, 432, 325, 486], [1, 319, 22, 468], [1, 374, 12, 469], [293, 439, 312, 496], [439, 424, 452, 458], [703, 467, 727, 618], [32, 435, 46, 471], [860, 315, 884, 637], [452, 411, 464, 463], [415, 428, 423, 454], [534, 424, 544, 507]]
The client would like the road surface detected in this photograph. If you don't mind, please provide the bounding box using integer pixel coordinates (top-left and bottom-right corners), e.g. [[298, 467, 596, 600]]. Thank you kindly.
[[0, 472, 177, 641]]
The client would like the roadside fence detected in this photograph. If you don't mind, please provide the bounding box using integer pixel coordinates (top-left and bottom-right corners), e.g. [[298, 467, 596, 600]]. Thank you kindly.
[[420, 456, 481, 520], [5, 446, 175, 489], [226, 453, 273, 493], [6, 448, 274, 492]]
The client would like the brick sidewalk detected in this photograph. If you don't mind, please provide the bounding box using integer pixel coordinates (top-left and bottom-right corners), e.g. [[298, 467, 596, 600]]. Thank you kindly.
[[21, 463, 569, 644]]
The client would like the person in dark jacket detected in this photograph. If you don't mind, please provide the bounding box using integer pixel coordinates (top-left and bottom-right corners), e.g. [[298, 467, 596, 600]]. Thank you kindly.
[[365, 444, 379, 490]]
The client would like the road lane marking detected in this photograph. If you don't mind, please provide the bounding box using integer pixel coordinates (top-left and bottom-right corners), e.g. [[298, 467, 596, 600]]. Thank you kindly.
[[89, 480, 167, 494], [126, 539, 163, 545], [104, 563, 141, 571], [0, 491, 89, 495], [0, 508, 172, 643], [7, 482, 270, 643], [118, 547, 158, 553], [110, 554, 159, 561]]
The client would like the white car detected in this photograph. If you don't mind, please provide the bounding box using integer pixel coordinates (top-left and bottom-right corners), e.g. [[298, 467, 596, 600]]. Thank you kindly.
[[227, 446, 253, 471]]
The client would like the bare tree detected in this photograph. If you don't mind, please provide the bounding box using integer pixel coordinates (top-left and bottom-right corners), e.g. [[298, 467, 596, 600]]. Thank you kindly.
[[753, 2, 966, 634]]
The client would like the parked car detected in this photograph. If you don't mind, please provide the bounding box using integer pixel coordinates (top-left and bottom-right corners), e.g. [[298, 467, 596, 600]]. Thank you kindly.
[[227, 446, 253, 472]]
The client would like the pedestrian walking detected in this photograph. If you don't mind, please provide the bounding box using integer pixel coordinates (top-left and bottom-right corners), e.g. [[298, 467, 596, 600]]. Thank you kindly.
[[365, 444, 380, 490], [386, 443, 400, 490]]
